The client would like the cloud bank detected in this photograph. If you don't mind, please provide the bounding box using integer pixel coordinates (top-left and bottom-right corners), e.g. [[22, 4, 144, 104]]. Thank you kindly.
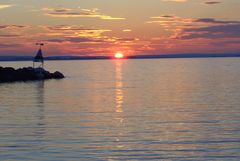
[[44, 7, 125, 20]]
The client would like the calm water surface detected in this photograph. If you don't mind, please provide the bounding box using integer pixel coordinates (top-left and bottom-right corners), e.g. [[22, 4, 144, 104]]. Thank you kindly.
[[0, 58, 240, 160]]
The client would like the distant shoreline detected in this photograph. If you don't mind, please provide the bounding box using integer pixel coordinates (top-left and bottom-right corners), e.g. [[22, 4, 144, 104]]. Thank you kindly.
[[0, 53, 240, 62]]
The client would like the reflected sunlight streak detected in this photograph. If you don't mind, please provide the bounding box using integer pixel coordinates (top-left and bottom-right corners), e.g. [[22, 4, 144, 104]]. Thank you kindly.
[[115, 60, 124, 113]]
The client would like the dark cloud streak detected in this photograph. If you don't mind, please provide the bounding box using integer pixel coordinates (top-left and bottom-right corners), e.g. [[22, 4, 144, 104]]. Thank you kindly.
[[205, 1, 221, 5], [195, 18, 239, 24], [180, 24, 240, 39]]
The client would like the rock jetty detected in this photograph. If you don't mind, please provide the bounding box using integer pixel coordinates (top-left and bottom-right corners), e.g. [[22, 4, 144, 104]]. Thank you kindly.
[[0, 66, 64, 83]]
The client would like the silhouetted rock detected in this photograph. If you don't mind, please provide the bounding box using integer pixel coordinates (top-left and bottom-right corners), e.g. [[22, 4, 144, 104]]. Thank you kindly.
[[52, 71, 65, 79], [0, 66, 64, 83]]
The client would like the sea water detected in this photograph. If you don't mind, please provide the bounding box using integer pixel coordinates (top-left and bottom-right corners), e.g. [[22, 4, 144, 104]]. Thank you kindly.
[[0, 58, 240, 160]]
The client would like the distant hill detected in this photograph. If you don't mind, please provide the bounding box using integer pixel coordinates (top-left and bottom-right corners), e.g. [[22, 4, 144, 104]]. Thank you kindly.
[[0, 56, 109, 61], [128, 53, 240, 59], [0, 56, 33, 61], [0, 53, 240, 61]]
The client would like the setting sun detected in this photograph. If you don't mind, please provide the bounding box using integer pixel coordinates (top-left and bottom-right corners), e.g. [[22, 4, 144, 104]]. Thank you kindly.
[[114, 52, 124, 59]]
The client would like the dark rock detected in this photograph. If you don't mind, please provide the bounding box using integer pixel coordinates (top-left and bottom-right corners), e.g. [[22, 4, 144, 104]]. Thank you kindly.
[[0, 66, 64, 83], [52, 71, 65, 79]]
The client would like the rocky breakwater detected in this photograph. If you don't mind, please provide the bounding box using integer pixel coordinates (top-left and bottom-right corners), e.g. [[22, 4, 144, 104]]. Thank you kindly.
[[0, 66, 64, 83]]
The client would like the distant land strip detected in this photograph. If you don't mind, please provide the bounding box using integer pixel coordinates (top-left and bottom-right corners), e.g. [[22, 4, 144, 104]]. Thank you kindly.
[[1, 53, 240, 61]]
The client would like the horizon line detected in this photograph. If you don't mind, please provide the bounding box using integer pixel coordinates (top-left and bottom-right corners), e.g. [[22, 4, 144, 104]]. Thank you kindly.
[[1, 53, 240, 62]]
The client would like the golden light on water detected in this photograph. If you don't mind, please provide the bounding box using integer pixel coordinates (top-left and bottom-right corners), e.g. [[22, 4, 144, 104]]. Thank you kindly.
[[115, 60, 124, 113]]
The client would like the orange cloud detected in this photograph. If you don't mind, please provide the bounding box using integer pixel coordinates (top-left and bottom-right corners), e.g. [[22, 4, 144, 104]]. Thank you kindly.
[[44, 25, 111, 38], [0, 4, 12, 10], [122, 29, 132, 32], [147, 15, 240, 32], [44, 7, 125, 20]]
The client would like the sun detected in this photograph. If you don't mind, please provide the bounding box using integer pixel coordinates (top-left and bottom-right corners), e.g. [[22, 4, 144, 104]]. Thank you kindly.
[[114, 52, 124, 59]]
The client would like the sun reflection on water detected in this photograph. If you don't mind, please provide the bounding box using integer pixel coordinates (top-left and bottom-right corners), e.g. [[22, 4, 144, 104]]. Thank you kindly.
[[115, 60, 124, 113], [114, 60, 126, 151]]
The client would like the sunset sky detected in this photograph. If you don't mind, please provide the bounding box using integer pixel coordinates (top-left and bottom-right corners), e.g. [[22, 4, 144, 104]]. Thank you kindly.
[[0, 0, 240, 56]]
